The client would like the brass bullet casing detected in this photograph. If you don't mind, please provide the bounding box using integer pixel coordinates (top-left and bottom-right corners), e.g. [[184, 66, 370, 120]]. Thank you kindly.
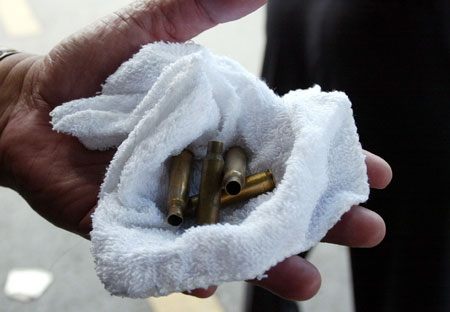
[[223, 146, 247, 196], [167, 149, 193, 226], [188, 170, 276, 213], [221, 169, 276, 206], [196, 141, 224, 225]]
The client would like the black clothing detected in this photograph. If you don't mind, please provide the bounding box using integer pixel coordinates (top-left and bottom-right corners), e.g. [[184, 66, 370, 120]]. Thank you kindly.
[[248, 1, 450, 311]]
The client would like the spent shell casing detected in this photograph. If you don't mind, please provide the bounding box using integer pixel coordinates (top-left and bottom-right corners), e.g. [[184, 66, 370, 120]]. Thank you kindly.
[[167, 149, 193, 226], [187, 169, 276, 214], [221, 169, 276, 206], [196, 141, 224, 225], [223, 146, 247, 196]]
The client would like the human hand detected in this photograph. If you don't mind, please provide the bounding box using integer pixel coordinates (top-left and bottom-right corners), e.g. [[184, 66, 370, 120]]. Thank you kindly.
[[0, 0, 392, 301], [0, 0, 267, 235]]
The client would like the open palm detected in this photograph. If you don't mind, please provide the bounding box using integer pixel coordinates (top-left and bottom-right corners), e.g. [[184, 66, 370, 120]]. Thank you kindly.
[[0, 0, 391, 300]]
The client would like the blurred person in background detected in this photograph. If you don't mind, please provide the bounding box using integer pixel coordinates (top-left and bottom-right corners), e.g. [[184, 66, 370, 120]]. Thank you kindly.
[[246, 1, 450, 311]]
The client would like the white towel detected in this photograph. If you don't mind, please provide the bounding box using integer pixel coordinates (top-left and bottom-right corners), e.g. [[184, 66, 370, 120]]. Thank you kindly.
[[50, 42, 369, 298]]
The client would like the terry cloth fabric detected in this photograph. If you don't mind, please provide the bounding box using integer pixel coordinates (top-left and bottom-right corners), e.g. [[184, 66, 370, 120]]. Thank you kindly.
[[50, 42, 369, 298]]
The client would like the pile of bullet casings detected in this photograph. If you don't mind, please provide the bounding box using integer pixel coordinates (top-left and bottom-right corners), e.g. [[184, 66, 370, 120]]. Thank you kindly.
[[167, 141, 276, 226]]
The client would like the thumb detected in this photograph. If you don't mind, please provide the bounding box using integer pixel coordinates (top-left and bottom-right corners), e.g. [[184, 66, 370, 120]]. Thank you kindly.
[[39, 0, 267, 105]]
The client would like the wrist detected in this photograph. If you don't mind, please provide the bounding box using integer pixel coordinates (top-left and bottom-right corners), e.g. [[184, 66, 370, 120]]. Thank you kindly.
[[0, 52, 38, 136], [0, 52, 40, 187]]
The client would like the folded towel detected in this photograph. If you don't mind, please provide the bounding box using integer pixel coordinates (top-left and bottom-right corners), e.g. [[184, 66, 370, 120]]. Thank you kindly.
[[50, 42, 369, 298]]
